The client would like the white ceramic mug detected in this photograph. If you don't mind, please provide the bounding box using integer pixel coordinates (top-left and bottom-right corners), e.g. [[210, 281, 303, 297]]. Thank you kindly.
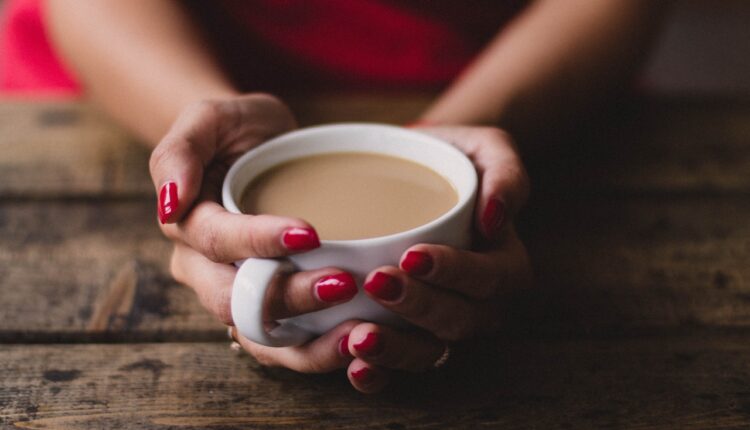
[[223, 123, 477, 347]]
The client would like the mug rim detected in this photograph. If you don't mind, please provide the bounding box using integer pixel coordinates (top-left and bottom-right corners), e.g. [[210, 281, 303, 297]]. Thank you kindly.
[[222, 123, 478, 248]]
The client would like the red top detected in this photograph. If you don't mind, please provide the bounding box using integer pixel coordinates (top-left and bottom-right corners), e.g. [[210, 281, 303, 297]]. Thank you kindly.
[[0, 0, 526, 98]]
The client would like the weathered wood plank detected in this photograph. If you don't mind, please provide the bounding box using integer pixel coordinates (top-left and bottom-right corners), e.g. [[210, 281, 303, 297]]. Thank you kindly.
[[1, 99, 749, 198], [0, 103, 152, 197], [528, 99, 750, 196], [3, 336, 750, 429], [1, 195, 749, 340], [0, 97, 431, 198], [521, 195, 750, 335], [0, 201, 223, 342]]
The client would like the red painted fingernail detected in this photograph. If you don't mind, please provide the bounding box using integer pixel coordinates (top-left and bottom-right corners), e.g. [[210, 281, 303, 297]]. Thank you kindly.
[[401, 251, 433, 276], [158, 181, 178, 224], [316, 273, 357, 303], [282, 227, 320, 251], [338, 334, 353, 358], [481, 198, 505, 236], [353, 332, 383, 356], [364, 272, 402, 301], [351, 367, 373, 382]]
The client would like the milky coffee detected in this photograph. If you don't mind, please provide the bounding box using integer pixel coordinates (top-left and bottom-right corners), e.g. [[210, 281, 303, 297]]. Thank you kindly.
[[240, 152, 458, 240]]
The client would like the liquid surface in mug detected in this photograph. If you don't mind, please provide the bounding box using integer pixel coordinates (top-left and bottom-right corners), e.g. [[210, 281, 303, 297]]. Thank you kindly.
[[240, 152, 458, 240]]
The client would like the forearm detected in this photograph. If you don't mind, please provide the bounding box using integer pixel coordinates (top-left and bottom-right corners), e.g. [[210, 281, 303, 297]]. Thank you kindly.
[[46, 0, 237, 145], [422, 0, 669, 135]]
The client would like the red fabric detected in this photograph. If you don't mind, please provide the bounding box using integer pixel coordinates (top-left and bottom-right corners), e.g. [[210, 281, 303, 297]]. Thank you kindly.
[[0, 0, 524, 97], [0, 0, 80, 98]]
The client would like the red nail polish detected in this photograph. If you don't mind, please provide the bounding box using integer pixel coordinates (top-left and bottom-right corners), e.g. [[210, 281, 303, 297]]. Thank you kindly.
[[282, 227, 320, 251], [338, 334, 353, 358], [401, 251, 433, 276], [481, 198, 505, 236], [351, 366, 373, 382], [158, 182, 178, 224], [353, 332, 383, 356], [316, 273, 357, 303], [364, 272, 402, 301]]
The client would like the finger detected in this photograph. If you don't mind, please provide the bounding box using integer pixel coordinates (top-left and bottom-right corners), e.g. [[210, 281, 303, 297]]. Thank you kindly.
[[347, 359, 390, 394], [173, 241, 358, 335], [265, 268, 358, 320], [149, 94, 297, 225], [162, 200, 320, 262], [346, 323, 444, 372], [363, 266, 482, 342], [234, 320, 359, 373], [170, 243, 236, 325], [399, 243, 523, 299], [150, 101, 223, 224], [419, 126, 530, 238]]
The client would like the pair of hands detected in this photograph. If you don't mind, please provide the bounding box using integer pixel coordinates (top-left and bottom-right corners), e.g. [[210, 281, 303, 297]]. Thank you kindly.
[[149, 94, 532, 393]]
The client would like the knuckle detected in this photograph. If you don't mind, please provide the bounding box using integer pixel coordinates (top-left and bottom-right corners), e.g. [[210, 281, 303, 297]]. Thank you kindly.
[[159, 224, 180, 242], [149, 142, 174, 176], [248, 349, 279, 368], [403, 291, 432, 321], [247, 229, 279, 257], [168, 249, 184, 283], [249, 92, 285, 108], [196, 226, 224, 262], [295, 359, 328, 374], [281, 277, 305, 315], [187, 99, 221, 121], [479, 127, 511, 145], [214, 296, 233, 326], [246, 93, 296, 131], [437, 315, 475, 342]]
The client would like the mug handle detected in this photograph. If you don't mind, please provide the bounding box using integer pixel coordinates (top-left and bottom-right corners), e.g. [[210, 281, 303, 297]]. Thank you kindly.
[[231, 258, 316, 347]]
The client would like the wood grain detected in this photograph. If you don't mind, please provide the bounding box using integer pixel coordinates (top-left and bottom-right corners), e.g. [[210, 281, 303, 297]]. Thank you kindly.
[[1, 195, 748, 340], [0, 201, 223, 342], [0, 103, 151, 198], [3, 337, 750, 429], [1, 99, 749, 198], [521, 195, 750, 336], [2, 97, 750, 429], [0, 97, 432, 198], [528, 99, 750, 196]]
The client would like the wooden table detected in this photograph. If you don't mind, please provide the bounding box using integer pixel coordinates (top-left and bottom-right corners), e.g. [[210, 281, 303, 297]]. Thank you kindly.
[[1, 95, 750, 429]]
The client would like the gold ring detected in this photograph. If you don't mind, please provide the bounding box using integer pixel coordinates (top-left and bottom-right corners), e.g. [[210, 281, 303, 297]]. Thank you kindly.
[[433, 345, 451, 369], [228, 327, 242, 353]]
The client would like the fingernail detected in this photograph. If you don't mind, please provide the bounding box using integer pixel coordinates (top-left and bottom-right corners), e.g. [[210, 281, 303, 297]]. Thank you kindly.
[[158, 182, 178, 224], [364, 272, 402, 301], [351, 366, 373, 382], [401, 251, 433, 276], [282, 227, 320, 251], [315, 273, 357, 302], [481, 198, 505, 236], [353, 332, 383, 357], [338, 334, 353, 358]]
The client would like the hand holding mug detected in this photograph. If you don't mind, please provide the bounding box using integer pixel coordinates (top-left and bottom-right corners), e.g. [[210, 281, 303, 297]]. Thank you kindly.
[[222, 124, 531, 393], [149, 94, 364, 373], [150, 96, 533, 393], [342, 126, 533, 392]]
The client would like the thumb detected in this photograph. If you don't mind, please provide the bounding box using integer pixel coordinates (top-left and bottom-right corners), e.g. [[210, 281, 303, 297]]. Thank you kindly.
[[149, 101, 223, 224], [415, 126, 529, 239], [150, 95, 298, 224]]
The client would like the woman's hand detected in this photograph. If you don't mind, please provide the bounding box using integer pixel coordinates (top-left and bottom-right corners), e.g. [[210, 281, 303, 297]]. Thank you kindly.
[[343, 126, 533, 393], [149, 94, 361, 372]]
